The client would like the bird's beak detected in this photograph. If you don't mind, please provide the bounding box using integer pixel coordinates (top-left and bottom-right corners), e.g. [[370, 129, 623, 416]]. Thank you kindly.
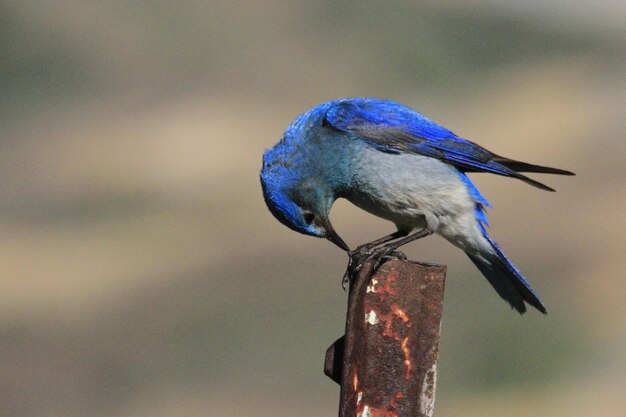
[[322, 221, 350, 252]]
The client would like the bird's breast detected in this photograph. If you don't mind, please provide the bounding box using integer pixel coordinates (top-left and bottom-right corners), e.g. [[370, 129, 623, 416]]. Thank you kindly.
[[342, 147, 474, 230]]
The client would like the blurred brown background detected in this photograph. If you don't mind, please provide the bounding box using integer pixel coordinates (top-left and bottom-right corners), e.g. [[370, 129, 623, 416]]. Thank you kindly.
[[1, 1, 625, 416]]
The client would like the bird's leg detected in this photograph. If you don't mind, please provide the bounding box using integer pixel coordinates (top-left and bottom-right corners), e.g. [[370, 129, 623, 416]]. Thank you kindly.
[[364, 228, 434, 272], [353, 230, 410, 254], [378, 227, 434, 253], [343, 230, 409, 288], [343, 229, 429, 288]]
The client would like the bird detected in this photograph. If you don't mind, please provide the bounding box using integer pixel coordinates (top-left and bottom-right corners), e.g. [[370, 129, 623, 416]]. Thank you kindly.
[[260, 98, 574, 314]]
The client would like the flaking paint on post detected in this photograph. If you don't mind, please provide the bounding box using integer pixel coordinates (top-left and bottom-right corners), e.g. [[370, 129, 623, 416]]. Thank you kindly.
[[365, 310, 379, 325], [419, 362, 437, 416]]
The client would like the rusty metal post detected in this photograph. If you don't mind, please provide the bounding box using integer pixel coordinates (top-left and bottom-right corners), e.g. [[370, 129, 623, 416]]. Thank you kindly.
[[325, 258, 446, 417]]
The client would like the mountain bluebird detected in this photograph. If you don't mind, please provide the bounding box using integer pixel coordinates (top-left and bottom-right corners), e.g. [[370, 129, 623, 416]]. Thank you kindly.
[[260, 98, 573, 313]]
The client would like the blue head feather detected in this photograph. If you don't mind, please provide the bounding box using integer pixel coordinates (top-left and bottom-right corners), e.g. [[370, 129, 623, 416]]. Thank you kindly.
[[260, 101, 345, 239], [261, 147, 320, 236]]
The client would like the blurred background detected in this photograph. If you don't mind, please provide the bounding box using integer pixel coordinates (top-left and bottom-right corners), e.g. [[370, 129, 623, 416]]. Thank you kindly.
[[1, 1, 625, 416]]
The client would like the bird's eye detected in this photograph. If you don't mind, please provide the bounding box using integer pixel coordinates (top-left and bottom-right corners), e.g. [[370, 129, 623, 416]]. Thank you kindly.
[[302, 211, 315, 225]]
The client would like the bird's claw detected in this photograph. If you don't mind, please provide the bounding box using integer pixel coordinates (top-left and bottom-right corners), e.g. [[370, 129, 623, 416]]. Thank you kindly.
[[342, 249, 371, 289], [382, 249, 407, 261], [342, 246, 407, 289]]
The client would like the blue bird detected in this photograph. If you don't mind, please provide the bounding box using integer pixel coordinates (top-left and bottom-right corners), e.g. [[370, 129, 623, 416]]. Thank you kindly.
[[260, 98, 573, 314]]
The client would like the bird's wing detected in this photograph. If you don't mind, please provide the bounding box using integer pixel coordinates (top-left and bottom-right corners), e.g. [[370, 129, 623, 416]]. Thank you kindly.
[[324, 99, 557, 191]]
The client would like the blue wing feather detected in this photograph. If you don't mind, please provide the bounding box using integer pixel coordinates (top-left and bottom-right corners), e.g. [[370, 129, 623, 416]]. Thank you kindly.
[[325, 98, 556, 191]]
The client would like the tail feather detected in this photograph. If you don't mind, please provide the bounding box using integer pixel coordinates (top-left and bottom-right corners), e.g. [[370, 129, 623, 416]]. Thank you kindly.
[[494, 158, 575, 176], [509, 172, 557, 192], [468, 230, 547, 314], [463, 156, 574, 192]]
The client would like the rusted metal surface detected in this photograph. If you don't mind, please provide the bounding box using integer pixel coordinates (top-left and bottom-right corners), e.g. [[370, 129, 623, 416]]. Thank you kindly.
[[326, 258, 446, 417]]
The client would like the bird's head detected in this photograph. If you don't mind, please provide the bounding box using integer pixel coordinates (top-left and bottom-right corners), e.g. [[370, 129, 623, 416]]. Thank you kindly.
[[260, 149, 349, 251]]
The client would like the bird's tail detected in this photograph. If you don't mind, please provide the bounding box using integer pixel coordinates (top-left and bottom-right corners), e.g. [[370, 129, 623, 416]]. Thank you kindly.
[[467, 227, 547, 314], [462, 155, 574, 192], [492, 156, 575, 176]]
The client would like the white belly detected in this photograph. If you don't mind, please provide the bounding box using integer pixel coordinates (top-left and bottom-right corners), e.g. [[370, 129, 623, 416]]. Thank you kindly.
[[344, 148, 491, 254]]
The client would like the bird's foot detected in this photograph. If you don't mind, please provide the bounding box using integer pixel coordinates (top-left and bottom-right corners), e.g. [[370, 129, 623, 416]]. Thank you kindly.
[[342, 249, 371, 289], [369, 246, 407, 271], [342, 246, 407, 289]]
